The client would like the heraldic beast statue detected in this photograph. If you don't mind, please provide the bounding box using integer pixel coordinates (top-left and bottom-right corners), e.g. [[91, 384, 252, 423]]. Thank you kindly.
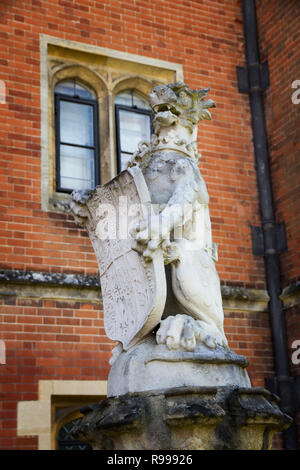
[[70, 82, 251, 396], [70, 84, 291, 451]]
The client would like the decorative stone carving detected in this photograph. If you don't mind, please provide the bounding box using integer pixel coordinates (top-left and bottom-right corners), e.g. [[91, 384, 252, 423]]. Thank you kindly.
[[71, 82, 226, 356], [69, 81, 292, 449], [70, 81, 244, 395], [127, 82, 228, 352], [70, 167, 166, 351]]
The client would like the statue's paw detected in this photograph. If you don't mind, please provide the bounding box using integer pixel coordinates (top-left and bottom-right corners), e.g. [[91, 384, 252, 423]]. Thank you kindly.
[[156, 315, 228, 352], [194, 320, 226, 349], [109, 342, 123, 366], [156, 314, 196, 351], [156, 316, 171, 345], [202, 334, 218, 349], [180, 320, 196, 351], [222, 336, 229, 349], [165, 315, 185, 350], [166, 335, 180, 350], [156, 315, 185, 350]]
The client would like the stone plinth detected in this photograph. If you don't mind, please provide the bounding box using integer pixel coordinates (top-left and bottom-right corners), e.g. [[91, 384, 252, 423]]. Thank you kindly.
[[73, 386, 291, 450], [108, 336, 251, 397]]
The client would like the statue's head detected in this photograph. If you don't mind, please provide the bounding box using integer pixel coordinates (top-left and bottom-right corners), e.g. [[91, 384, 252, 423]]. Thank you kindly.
[[128, 82, 216, 167], [149, 82, 216, 134]]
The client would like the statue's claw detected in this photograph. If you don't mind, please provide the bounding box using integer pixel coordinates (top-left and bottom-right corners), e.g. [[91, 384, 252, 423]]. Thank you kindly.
[[156, 314, 227, 351], [180, 320, 196, 351]]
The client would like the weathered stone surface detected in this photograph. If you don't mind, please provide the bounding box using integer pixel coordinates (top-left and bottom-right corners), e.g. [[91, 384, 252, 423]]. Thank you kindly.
[[108, 335, 251, 397], [73, 386, 292, 450], [0, 269, 99, 287]]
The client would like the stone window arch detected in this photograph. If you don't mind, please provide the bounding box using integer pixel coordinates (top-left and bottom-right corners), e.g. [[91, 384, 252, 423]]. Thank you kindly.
[[47, 65, 109, 209], [41, 36, 183, 212]]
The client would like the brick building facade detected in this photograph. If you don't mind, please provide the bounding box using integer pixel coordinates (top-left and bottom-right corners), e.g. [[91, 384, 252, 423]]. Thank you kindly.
[[0, 0, 299, 450]]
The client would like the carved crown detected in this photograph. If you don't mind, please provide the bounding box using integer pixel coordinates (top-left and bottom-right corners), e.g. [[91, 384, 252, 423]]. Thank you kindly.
[[149, 82, 216, 133]]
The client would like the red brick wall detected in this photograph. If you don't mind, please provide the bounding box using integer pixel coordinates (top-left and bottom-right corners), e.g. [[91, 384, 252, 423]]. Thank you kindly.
[[224, 310, 274, 388], [256, 0, 300, 448], [0, 295, 113, 449], [256, 0, 300, 287]]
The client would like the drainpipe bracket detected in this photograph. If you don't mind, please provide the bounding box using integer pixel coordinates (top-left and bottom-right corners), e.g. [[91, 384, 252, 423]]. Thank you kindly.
[[251, 222, 287, 256], [237, 61, 269, 93]]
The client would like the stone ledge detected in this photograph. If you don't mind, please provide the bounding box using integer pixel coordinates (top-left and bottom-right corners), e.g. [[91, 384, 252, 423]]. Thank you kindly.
[[0, 269, 270, 311], [280, 281, 300, 309], [221, 285, 269, 312], [73, 386, 292, 450], [0, 269, 99, 287], [0, 270, 101, 303]]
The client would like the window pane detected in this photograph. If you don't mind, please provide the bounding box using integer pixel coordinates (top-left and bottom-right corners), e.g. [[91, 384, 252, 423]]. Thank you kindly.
[[115, 91, 133, 106], [60, 144, 95, 190], [115, 91, 150, 110], [55, 80, 95, 99], [75, 82, 95, 99], [60, 101, 94, 147], [132, 93, 150, 110], [55, 80, 76, 96], [119, 110, 151, 154], [58, 417, 92, 450]]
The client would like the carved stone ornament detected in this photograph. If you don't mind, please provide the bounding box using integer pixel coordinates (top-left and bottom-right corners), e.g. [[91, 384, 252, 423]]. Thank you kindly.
[[69, 83, 292, 450], [70, 82, 247, 394], [70, 167, 166, 350]]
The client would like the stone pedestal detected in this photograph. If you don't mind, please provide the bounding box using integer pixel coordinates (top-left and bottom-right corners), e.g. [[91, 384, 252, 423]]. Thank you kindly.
[[73, 336, 291, 450], [73, 386, 291, 450], [108, 336, 251, 397]]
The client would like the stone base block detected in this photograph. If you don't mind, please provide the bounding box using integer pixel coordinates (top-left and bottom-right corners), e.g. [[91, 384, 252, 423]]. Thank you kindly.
[[73, 386, 292, 450], [108, 336, 251, 397]]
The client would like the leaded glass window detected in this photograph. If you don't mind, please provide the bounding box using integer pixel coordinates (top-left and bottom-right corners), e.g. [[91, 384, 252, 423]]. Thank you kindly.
[[57, 417, 92, 450], [115, 90, 152, 172], [55, 80, 99, 193]]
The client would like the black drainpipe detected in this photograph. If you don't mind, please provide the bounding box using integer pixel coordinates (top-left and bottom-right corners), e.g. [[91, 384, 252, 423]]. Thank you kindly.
[[237, 0, 298, 449]]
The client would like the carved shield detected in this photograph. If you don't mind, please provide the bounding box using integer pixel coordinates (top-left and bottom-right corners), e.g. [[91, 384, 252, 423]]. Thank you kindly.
[[84, 166, 166, 350]]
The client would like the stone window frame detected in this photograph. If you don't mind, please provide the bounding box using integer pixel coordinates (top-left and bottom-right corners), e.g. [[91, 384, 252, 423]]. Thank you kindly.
[[53, 77, 101, 193], [40, 34, 183, 212], [17, 379, 107, 450]]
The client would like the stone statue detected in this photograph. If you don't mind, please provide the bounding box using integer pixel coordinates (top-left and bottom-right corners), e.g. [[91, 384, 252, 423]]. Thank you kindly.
[[70, 83, 292, 450], [70, 82, 251, 396], [129, 82, 227, 352]]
